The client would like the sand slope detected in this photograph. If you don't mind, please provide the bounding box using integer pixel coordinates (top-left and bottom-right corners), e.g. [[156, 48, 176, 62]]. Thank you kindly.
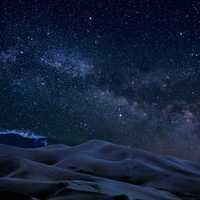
[[0, 140, 199, 199]]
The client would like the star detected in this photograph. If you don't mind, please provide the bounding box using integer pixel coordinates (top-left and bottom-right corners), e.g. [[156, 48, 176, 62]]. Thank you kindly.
[[179, 32, 183, 36], [119, 113, 123, 118]]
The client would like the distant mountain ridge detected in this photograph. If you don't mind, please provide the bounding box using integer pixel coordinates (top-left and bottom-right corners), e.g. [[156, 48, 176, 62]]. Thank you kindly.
[[0, 129, 48, 147]]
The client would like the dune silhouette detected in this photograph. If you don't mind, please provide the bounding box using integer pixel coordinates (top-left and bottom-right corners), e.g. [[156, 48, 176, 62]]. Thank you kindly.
[[0, 140, 199, 199]]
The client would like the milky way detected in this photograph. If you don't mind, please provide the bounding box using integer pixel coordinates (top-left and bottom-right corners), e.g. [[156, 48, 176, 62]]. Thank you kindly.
[[1, 0, 200, 160]]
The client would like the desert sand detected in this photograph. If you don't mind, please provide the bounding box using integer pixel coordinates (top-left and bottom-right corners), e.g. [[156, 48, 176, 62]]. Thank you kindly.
[[0, 140, 199, 199]]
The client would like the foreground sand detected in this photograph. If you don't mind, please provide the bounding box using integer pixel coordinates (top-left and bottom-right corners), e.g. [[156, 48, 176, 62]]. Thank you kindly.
[[0, 140, 199, 199]]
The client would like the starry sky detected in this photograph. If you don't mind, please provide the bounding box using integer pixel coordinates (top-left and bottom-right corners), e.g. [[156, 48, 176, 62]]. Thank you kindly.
[[1, 0, 200, 158]]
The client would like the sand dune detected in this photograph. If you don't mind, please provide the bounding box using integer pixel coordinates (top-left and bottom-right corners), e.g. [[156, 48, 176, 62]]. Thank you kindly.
[[0, 140, 199, 199]]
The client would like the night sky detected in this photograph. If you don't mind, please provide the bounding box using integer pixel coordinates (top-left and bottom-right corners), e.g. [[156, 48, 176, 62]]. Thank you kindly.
[[1, 0, 200, 158]]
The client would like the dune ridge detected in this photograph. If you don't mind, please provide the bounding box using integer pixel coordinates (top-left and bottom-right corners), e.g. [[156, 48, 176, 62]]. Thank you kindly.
[[0, 140, 199, 199]]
